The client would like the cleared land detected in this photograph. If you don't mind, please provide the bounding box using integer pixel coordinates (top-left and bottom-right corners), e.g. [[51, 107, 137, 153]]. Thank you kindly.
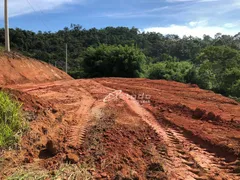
[[0, 54, 240, 179]]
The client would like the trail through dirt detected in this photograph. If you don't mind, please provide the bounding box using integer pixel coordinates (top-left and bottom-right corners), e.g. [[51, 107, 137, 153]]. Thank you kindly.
[[95, 78, 240, 180], [120, 93, 200, 179], [1, 78, 240, 179]]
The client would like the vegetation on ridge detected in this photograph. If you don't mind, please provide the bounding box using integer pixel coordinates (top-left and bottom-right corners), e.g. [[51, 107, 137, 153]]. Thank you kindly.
[[0, 25, 240, 99]]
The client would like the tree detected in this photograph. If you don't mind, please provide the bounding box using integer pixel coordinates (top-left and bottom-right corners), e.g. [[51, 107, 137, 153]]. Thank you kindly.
[[82, 44, 146, 78], [148, 61, 193, 83], [0, 25, 240, 98], [222, 68, 240, 96], [189, 46, 240, 96]]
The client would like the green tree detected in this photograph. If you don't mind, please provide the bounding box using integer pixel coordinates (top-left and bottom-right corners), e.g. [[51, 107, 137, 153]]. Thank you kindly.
[[222, 68, 240, 97], [82, 44, 146, 78], [189, 46, 240, 96], [148, 61, 193, 82]]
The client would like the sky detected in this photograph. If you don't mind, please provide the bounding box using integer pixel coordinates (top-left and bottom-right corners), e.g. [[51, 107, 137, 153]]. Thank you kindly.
[[0, 0, 239, 37]]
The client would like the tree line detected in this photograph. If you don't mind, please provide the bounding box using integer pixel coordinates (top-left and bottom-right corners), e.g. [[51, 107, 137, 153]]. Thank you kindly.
[[0, 24, 239, 99]]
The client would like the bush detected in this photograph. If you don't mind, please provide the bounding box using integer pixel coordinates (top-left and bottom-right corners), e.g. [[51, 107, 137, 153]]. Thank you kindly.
[[187, 46, 240, 98], [0, 91, 27, 147], [188, 61, 219, 90], [147, 61, 193, 83], [82, 44, 146, 78], [227, 79, 240, 97]]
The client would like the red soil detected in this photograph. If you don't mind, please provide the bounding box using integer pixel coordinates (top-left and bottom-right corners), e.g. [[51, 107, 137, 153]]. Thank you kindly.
[[0, 52, 72, 85], [0, 58, 240, 179], [95, 78, 240, 156]]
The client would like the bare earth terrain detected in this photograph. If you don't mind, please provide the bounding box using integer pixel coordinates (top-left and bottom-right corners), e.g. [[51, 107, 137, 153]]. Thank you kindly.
[[0, 55, 240, 179]]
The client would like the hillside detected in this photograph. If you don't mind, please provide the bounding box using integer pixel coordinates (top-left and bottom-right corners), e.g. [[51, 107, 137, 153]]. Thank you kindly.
[[0, 52, 72, 85]]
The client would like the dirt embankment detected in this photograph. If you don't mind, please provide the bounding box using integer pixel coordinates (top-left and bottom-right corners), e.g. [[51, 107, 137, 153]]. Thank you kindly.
[[0, 52, 72, 85], [0, 55, 240, 179]]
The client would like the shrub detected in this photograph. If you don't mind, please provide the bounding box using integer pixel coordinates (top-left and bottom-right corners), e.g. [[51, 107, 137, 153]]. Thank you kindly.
[[147, 61, 193, 83], [0, 91, 27, 147]]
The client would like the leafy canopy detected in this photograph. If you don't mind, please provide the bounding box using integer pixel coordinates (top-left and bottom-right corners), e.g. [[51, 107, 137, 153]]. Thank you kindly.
[[82, 44, 146, 78]]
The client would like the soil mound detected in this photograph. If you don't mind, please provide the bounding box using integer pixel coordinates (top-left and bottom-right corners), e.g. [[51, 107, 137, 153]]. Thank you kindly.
[[0, 52, 72, 85]]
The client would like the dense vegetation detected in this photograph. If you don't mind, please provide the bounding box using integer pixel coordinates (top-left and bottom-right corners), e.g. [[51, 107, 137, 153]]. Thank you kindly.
[[0, 91, 27, 147], [82, 44, 146, 78], [0, 25, 239, 98]]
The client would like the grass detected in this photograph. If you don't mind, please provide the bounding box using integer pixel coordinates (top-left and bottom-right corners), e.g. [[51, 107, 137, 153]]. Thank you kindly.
[[0, 91, 27, 148], [7, 163, 93, 180]]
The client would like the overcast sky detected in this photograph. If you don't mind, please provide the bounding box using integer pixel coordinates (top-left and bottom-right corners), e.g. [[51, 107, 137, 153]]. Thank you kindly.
[[0, 0, 239, 37]]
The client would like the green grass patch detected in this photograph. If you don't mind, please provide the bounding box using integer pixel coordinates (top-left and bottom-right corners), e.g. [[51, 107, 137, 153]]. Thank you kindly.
[[0, 91, 27, 148]]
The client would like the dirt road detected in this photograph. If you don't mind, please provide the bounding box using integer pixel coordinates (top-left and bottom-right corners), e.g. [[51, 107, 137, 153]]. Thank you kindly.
[[1, 78, 240, 179]]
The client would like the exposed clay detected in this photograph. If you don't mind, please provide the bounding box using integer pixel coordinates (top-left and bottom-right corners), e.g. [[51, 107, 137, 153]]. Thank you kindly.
[[0, 77, 240, 179]]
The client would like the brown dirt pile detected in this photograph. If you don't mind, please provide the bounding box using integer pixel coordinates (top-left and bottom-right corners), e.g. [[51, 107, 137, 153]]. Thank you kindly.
[[0, 52, 72, 85]]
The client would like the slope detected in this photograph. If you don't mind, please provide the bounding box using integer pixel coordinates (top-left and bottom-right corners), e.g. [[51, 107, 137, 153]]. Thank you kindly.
[[0, 52, 72, 85]]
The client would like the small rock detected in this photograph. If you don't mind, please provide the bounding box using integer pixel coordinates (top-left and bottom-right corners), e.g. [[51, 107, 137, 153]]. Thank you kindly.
[[192, 108, 206, 119], [206, 112, 216, 120], [168, 109, 173, 113], [67, 153, 79, 164], [23, 157, 33, 163], [101, 172, 108, 178]]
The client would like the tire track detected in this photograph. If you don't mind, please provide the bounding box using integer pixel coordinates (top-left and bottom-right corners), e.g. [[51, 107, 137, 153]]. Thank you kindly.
[[65, 88, 96, 148], [167, 127, 240, 180], [16, 82, 97, 150], [119, 93, 200, 179], [67, 125, 87, 148], [119, 92, 240, 180]]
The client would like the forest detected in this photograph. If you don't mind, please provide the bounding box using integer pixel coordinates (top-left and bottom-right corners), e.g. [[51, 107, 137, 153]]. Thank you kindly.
[[0, 24, 239, 99]]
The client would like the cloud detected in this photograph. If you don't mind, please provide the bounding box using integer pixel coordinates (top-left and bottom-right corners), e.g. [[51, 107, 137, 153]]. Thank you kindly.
[[101, 0, 240, 22], [0, 0, 83, 18], [188, 20, 208, 27], [102, 6, 169, 18], [144, 21, 240, 37]]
